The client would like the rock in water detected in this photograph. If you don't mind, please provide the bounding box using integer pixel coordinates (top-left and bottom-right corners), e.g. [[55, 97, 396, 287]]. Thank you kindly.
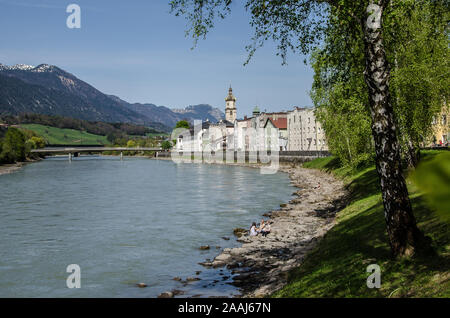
[[137, 283, 147, 288], [198, 261, 213, 267], [233, 228, 247, 237], [199, 245, 210, 250], [158, 292, 174, 298], [172, 289, 185, 296]]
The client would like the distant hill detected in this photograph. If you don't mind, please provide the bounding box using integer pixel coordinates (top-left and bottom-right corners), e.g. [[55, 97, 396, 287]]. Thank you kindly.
[[20, 124, 108, 146], [0, 63, 224, 130], [110, 95, 224, 128], [172, 104, 224, 124], [0, 64, 150, 126]]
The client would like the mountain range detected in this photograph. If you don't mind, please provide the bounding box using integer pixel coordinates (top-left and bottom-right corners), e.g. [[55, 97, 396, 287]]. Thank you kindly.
[[0, 63, 224, 131]]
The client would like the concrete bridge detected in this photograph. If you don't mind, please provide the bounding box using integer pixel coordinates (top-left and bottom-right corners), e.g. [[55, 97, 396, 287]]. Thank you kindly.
[[31, 147, 163, 160]]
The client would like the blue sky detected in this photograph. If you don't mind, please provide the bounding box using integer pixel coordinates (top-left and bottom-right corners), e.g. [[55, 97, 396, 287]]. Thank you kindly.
[[0, 0, 314, 117]]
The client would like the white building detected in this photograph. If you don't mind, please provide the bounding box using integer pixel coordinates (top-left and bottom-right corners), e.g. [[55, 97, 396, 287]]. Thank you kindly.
[[175, 88, 327, 153], [287, 107, 328, 151], [225, 86, 237, 122], [263, 117, 288, 151]]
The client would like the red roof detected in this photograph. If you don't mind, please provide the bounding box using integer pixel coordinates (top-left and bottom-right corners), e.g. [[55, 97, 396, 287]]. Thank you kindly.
[[266, 117, 287, 129]]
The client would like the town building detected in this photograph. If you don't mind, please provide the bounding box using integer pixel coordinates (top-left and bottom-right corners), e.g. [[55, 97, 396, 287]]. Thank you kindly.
[[263, 117, 288, 151], [225, 86, 237, 123], [287, 107, 328, 151], [430, 104, 449, 146], [176, 87, 328, 153]]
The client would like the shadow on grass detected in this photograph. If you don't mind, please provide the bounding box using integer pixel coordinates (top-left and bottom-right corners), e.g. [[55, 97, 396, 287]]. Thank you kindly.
[[347, 168, 380, 202], [321, 157, 342, 172], [277, 152, 450, 297], [275, 171, 449, 297]]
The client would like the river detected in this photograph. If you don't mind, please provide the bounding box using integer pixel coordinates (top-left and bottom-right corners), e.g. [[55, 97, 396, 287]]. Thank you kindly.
[[0, 156, 293, 297]]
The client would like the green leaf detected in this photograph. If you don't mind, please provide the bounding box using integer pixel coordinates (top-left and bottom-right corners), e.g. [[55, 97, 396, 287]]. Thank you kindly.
[[413, 152, 450, 223]]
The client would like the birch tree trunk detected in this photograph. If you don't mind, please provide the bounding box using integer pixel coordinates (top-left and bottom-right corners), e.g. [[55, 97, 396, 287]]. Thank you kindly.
[[405, 139, 420, 169], [362, 2, 425, 256]]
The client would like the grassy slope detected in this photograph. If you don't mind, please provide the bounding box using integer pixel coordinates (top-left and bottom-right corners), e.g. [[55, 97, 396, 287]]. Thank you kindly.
[[20, 124, 108, 146], [274, 151, 449, 298], [146, 132, 169, 138]]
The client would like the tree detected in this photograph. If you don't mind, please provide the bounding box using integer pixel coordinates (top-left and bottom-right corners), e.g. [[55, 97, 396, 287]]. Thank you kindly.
[[312, 0, 449, 169], [0, 127, 26, 163], [30, 136, 46, 149], [385, 1, 449, 168], [310, 34, 374, 168], [169, 0, 440, 256], [161, 140, 173, 150], [175, 120, 190, 130], [126, 140, 137, 148]]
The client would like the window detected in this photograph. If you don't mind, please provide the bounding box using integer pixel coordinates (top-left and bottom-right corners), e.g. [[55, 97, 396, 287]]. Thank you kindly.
[[442, 115, 447, 125], [432, 116, 437, 125]]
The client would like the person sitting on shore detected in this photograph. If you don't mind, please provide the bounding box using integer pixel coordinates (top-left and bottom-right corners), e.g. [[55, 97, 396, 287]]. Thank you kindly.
[[261, 222, 271, 237], [250, 222, 259, 236], [260, 219, 265, 230], [313, 182, 321, 189]]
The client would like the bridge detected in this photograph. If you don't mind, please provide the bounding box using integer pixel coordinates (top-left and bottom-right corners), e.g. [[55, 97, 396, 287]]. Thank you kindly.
[[31, 147, 163, 160]]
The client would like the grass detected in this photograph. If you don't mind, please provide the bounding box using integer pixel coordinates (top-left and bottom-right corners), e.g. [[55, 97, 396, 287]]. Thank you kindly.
[[146, 132, 169, 138], [19, 124, 109, 146], [273, 150, 449, 298]]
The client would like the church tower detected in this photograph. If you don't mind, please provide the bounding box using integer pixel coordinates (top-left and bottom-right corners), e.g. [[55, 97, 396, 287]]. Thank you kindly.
[[225, 86, 237, 122]]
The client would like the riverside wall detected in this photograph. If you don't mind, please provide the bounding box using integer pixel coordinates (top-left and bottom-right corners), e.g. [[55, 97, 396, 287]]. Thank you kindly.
[[155, 150, 330, 164]]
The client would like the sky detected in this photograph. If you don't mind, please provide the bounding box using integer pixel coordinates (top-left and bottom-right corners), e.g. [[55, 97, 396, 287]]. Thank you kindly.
[[0, 0, 314, 118]]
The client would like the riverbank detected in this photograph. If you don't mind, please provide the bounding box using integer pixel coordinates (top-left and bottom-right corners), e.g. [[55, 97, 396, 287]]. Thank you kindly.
[[0, 158, 41, 176], [273, 152, 449, 297], [190, 162, 348, 297], [0, 159, 39, 176], [0, 162, 25, 176]]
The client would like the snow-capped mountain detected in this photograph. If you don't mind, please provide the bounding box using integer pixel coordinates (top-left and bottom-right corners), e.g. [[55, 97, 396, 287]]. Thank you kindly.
[[0, 64, 35, 71], [0, 63, 224, 129]]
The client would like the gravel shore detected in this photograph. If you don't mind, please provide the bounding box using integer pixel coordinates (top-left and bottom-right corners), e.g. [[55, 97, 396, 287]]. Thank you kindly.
[[200, 163, 348, 297], [0, 162, 26, 176]]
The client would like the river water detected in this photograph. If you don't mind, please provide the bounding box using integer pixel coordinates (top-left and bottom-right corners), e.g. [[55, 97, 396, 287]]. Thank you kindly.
[[0, 156, 293, 297]]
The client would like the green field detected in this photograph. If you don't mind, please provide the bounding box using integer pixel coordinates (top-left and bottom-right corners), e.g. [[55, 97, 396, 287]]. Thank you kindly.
[[19, 124, 109, 146], [273, 151, 449, 298], [146, 132, 169, 138]]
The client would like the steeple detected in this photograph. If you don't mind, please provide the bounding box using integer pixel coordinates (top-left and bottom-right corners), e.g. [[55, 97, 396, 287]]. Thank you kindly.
[[225, 86, 237, 122], [252, 105, 260, 117], [225, 85, 236, 102]]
